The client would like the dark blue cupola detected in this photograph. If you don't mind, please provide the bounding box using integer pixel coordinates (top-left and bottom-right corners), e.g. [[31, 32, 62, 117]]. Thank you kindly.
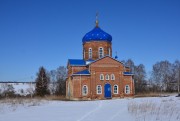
[[82, 14, 113, 60], [82, 15, 112, 43]]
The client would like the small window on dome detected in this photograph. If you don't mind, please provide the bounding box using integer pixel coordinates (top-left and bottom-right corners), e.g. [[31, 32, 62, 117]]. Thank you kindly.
[[99, 47, 104, 58], [89, 48, 92, 59], [109, 48, 111, 56]]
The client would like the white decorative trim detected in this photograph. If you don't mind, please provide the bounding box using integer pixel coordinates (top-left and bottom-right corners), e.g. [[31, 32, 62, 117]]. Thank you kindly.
[[111, 74, 115, 80], [113, 85, 118, 94], [96, 85, 102, 94], [100, 74, 104, 80], [105, 74, 109, 80], [89, 48, 92, 59], [99, 47, 104, 58], [125, 85, 130, 94], [82, 85, 88, 96], [108, 48, 111, 56]]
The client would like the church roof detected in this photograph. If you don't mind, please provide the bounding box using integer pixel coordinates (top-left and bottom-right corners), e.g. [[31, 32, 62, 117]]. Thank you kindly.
[[82, 27, 112, 43], [72, 69, 90, 76], [68, 59, 86, 66], [68, 59, 95, 66], [123, 72, 134, 76]]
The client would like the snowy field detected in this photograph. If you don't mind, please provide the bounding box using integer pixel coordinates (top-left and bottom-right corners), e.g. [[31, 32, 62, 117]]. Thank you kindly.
[[0, 96, 180, 121], [0, 83, 35, 96]]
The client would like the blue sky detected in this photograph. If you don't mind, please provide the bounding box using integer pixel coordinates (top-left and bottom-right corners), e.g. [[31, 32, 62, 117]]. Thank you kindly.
[[0, 0, 180, 81]]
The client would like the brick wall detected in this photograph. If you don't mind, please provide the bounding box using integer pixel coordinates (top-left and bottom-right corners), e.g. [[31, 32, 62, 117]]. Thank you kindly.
[[67, 65, 87, 77], [83, 41, 112, 60], [66, 56, 134, 100], [89, 57, 128, 99]]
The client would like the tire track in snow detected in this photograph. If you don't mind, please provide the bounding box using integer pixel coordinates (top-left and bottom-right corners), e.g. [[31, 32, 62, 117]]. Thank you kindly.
[[76, 101, 103, 121], [106, 110, 121, 121], [106, 100, 128, 121]]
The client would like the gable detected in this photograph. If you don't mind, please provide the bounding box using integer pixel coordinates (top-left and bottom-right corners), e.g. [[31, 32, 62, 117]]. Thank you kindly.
[[90, 56, 124, 68]]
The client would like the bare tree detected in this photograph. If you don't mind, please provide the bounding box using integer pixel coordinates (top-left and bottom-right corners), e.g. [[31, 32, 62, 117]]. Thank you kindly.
[[134, 64, 147, 92], [151, 60, 176, 92], [0, 83, 15, 97], [124, 59, 147, 93], [55, 66, 67, 96], [48, 66, 67, 96], [48, 70, 57, 94], [173, 60, 180, 94], [125, 59, 135, 73]]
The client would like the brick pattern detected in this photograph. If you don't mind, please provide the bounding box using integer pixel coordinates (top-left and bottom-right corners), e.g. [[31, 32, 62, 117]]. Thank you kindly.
[[67, 66, 87, 77], [83, 41, 112, 60], [66, 56, 134, 100]]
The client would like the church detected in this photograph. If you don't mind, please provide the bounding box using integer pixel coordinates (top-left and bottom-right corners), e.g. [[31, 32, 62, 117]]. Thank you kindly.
[[66, 16, 134, 100]]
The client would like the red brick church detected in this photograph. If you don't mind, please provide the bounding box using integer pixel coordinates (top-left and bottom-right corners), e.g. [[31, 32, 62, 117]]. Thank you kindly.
[[66, 17, 134, 100]]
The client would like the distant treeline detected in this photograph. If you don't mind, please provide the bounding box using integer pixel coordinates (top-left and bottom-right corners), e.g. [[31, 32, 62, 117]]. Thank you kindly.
[[122, 59, 180, 93]]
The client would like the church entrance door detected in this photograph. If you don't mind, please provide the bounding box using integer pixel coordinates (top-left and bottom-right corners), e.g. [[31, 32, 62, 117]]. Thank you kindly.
[[104, 83, 111, 98]]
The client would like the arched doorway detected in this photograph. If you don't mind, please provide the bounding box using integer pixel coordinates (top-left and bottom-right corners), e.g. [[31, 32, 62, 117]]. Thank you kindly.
[[104, 83, 111, 98]]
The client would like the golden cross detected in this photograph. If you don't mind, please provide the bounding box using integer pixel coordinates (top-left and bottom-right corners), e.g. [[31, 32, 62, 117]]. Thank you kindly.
[[95, 12, 99, 27]]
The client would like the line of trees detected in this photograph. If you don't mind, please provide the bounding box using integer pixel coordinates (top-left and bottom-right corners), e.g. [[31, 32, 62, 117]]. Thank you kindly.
[[122, 59, 180, 94]]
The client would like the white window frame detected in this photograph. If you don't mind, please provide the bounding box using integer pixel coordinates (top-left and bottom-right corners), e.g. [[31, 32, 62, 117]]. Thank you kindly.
[[82, 85, 88, 96], [96, 85, 102, 94], [111, 74, 115, 80], [89, 48, 92, 59], [100, 74, 104, 80], [99, 47, 104, 58], [125, 85, 130, 94], [105, 74, 109, 80], [114, 85, 118, 94]]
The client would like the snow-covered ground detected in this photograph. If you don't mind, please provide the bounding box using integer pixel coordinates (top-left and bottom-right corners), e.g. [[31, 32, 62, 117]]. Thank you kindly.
[[0, 96, 180, 121]]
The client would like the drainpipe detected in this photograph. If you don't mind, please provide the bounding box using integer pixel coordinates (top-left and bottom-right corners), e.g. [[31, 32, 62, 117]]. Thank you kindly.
[[133, 76, 135, 95]]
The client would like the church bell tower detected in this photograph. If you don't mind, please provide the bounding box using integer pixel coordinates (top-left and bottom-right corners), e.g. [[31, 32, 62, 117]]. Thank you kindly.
[[82, 14, 112, 61]]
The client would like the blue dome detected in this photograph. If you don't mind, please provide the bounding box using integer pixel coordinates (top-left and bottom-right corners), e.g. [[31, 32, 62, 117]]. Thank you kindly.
[[82, 27, 112, 43]]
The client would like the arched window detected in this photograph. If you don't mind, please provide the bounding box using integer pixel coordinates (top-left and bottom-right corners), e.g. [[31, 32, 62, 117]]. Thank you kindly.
[[82, 85, 88, 95], [89, 48, 92, 59], [125, 85, 130, 94], [114, 85, 118, 94], [96, 85, 102, 94], [99, 47, 104, 58], [100, 74, 104, 80], [108, 48, 111, 56], [111, 74, 115, 80], [105, 74, 109, 80]]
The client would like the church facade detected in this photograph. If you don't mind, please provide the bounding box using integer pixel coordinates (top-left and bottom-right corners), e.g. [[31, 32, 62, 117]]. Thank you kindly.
[[66, 19, 134, 100]]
